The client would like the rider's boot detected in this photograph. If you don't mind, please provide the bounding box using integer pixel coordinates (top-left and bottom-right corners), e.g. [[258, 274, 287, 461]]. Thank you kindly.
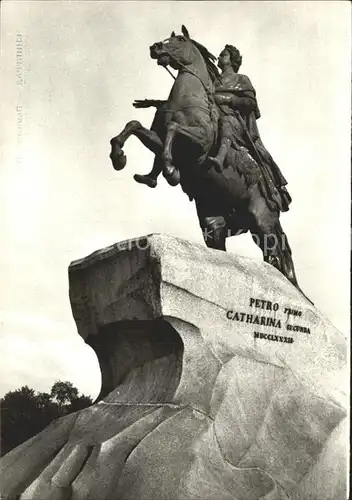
[[208, 140, 231, 172]]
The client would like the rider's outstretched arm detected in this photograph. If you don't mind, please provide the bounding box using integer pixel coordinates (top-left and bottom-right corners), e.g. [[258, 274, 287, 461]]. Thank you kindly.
[[133, 99, 167, 109]]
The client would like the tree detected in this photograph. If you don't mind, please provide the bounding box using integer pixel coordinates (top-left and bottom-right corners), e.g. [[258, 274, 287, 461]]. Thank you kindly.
[[51, 381, 79, 406], [1, 381, 93, 457]]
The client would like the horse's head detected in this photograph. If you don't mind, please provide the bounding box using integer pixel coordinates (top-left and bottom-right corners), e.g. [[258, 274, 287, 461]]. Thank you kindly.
[[150, 25, 196, 70]]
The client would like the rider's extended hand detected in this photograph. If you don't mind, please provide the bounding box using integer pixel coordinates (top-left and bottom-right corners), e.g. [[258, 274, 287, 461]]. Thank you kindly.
[[133, 99, 160, 108]]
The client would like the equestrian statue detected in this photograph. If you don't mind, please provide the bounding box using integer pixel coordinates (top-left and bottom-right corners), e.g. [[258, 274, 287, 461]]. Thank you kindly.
[[110, 25, 311, 302]]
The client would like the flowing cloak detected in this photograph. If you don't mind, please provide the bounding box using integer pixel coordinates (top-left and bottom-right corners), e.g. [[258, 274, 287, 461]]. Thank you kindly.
[[217, 73, 292, 213]]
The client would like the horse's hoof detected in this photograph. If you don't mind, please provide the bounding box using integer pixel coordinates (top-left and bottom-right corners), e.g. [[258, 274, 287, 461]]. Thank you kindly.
[[133, 174, 157, 188], [110, 150, 127, 171], [163, 166, 180, 186], [110, 139, 127, 170]]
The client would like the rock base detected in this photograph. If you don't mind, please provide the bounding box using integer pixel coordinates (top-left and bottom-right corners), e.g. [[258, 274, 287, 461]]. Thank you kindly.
[[0, 234, 347, 500]]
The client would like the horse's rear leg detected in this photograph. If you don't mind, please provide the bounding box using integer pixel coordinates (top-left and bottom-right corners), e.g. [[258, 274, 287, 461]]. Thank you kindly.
[[110, 121, 163, 171], [201, 216, 227, 251]]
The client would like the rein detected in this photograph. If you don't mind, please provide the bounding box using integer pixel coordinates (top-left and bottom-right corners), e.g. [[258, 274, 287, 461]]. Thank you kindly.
[[161, 50, 215, 117], [164, 65, 176, 80], [174, 59, 214, 104]]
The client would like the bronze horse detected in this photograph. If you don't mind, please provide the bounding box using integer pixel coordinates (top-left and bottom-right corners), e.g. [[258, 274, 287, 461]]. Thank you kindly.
[[110, 27, 309, 301]]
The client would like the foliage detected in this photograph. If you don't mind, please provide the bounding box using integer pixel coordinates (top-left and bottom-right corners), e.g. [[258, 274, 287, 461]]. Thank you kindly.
[[50, 381, 79, 406], [0, 381, 93, 456]]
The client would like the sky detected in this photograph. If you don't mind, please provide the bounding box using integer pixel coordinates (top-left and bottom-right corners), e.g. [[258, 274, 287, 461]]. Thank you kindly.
[[0, 1, 350, 400]]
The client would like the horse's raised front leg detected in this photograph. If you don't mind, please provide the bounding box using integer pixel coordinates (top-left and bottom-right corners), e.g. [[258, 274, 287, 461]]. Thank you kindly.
[[110, 121, 163, 171], [162, 121, 207, 186], [161, 122, 180, 186]]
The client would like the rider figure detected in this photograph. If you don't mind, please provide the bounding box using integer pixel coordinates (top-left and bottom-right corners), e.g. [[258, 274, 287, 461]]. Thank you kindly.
[[208, 45, 291, 213], [208, 45, 258, 171]]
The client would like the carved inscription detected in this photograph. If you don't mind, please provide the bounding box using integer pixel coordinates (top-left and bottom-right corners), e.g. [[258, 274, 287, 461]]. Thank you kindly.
[[226, 297, 312, 344]]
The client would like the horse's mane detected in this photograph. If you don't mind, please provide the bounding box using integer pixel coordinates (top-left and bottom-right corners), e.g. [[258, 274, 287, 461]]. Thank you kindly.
[[190, 39, 221, 85]]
